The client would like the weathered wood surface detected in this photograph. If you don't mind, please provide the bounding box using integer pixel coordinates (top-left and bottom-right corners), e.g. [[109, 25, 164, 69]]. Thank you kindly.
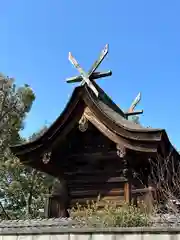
[[47, 119, 150, 211], [66, 169, 126, 205], [67, 44, 109, 95], [39, 108, 155, 218], [128, 92, 142, 113], [66, 70, 112, 83], [83, 107, 158, 153]]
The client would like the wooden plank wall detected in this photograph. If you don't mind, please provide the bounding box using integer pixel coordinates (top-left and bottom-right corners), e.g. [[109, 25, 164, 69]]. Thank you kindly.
[[65, 165, 127, 207]]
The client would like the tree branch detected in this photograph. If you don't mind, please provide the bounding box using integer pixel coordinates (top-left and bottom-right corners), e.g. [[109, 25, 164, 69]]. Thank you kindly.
[[0, 201, 10, 220]]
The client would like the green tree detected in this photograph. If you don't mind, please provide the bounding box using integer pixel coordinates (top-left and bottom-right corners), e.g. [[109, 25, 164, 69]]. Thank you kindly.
[[0, 125, 54, 219], [0, 74, 35, 156], [1, 155, 53, 219], [0, 73, 36, 218], [0, 74, 54, 219]]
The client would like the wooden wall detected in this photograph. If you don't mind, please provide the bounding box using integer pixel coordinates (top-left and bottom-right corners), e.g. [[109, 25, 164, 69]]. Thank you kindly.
[[50, 122, 148, 208], [66, 165, 127, 207]]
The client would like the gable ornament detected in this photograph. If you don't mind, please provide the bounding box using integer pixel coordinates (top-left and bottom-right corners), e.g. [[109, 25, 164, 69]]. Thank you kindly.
[[116, 144, 126, 158], [78, 115, 88, 132], [42, 151, 51, 164]]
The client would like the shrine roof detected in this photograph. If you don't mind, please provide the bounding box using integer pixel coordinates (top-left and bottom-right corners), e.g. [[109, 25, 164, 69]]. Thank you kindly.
[[9, 43, 179, 166], [10, 82, 176, 158]]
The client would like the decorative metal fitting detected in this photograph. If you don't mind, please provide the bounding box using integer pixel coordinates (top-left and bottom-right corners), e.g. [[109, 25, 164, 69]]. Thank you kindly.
[[122, 168, 128, 177], [132, 170, 138, 178], [116, 144, 126, 158], [42, 151, 51, 164], [79, 115, 88, 132]]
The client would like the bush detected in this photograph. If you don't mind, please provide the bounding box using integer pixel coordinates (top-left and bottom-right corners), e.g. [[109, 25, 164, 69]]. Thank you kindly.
[[69, 200, 151, 227]]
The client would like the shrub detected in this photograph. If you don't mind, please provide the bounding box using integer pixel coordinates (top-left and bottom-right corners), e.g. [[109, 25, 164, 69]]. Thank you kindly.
[[69, 200, 151, 227]]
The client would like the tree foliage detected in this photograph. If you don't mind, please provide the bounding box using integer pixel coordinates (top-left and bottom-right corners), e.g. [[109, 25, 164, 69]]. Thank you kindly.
[[0, 74, 35, 155], [1, 156, 53, 219], [0, 74, 53, 219]]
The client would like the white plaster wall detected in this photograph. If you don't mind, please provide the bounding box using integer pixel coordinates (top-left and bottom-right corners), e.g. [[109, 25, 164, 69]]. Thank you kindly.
[[0, 234, 179, 240]]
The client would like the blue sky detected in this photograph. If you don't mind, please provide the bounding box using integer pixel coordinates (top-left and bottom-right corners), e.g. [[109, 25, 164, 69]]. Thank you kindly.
[[0, 1, 180, 148]]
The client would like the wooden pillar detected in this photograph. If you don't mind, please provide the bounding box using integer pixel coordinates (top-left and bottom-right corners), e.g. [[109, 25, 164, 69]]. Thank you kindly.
[[47, 177, 70, 218], [124, 182, 130, 203], [124, 168, 132, 204], [117, 144, 132, 204]]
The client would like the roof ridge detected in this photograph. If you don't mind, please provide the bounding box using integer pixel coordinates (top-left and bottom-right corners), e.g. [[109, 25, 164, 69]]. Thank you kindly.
[[92, 81, 125, 117]]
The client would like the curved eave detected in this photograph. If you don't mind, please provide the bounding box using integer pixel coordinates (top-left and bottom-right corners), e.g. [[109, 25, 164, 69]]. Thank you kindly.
[[84, 87, 174, 157], [10, 84, 176, 158], [10, 86, 84, 155]]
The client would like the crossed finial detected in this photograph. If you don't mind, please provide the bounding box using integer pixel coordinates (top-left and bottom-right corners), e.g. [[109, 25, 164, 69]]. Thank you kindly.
[[124, 92, 143, 118], [66, 44, 112, 97], [128, 92, 142, 113], [66, 46, 143, 118]]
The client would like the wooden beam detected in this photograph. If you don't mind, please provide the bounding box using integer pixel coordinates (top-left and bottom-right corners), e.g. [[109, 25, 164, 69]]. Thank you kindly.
[[70, 197, 124, 206], [70, 188, 124, 198], [91, 71, 112, 80], [124, 182, 132, 203], [124, 110, 143, 116], [88, 44, 109, 76], [66, 71, 112, 83], [65, 150, 118, 161], [67, 176, 127, 185], [83, 107, 157, 152], [128, 92, 141, 113], [64, 169, 123, 176], [68, 52, 99, 96], [124, 182, 129, 202], [68, 183, 125, 192], [67, 44, 109, 97]]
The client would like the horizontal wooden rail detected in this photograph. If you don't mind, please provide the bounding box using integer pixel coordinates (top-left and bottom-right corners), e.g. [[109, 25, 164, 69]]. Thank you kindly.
[[132, 187, 155, 194], [64, 169, 123, 176], [67, 176, 127, 185]]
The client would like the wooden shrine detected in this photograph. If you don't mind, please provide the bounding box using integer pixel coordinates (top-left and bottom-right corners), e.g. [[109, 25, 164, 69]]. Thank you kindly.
[[10, 44, 180, 217]]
